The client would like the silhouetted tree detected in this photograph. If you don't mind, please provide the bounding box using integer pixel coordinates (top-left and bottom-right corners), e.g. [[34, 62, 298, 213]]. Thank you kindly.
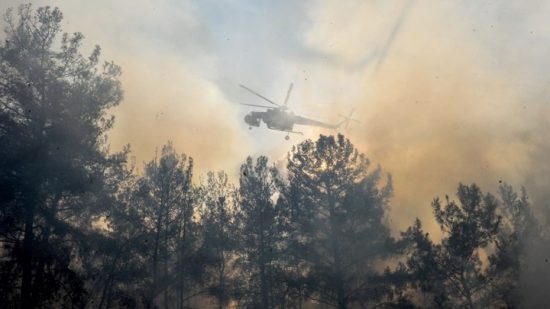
[[400, 219, 446, 308], [0, 4, 123, 308], [199, 171, 239, 309], [485, 183, 542, 307], [283, 134, 394, 309], [404, 183, 501, 308], [133, 143, 198, 308], [1, 5, 549, 308], [235, 156, 286, 309], [83, 154, 151, 309]]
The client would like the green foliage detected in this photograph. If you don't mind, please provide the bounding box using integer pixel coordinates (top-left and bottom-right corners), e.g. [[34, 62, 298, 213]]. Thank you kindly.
[[283, 134, 395, 308], [403, 184, 527, 308], [0, 4, 123, 308], [136, 143, 199, 308], [487, 183, 542, 308], [199, 171, 239, 308], [235, 156, 286, 309], [1, 5, 548, 309]]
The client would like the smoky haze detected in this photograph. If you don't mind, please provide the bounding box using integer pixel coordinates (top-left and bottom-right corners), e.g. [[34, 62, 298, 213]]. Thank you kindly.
[[1, 0, 550, 307], [0, 0, 547, 235]]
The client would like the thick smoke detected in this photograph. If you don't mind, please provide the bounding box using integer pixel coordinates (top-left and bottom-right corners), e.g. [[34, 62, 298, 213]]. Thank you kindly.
[[303, 0, 550, 237], [304, 1, 550, 300], [3, 0, 548, 299]]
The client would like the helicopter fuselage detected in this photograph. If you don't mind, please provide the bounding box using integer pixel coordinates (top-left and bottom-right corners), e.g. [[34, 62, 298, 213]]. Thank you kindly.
[[244, 108, 295, 131], [239, 83, 354, 137]]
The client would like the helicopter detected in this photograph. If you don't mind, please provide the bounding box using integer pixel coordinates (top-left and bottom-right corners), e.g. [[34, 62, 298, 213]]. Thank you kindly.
[[239, 83, 359, 140]]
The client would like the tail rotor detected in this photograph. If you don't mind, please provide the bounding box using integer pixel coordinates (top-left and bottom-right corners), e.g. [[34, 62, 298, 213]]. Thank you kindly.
[[338, 108, 361, 129]]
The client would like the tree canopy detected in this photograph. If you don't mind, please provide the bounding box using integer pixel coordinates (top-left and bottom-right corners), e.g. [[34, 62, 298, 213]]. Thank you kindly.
[[1, 4, 549, 309]]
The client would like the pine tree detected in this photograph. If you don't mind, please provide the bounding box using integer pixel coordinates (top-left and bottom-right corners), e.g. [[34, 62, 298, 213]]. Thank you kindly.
[[0, 5, 123, 308], [235, 156, 286, 309], [404, 183, 501, 308], [199, 171, 239, 309], [133, 143, 197, 308], [283, 134, 394, 309]]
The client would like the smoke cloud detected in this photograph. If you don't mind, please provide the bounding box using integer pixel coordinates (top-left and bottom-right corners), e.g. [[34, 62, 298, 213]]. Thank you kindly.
[[2, 0, 548, 237], [302, 0, 550, 237]]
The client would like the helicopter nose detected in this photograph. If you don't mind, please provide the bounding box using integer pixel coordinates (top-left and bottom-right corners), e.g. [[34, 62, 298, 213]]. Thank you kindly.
[[244, 114, 260, 127]]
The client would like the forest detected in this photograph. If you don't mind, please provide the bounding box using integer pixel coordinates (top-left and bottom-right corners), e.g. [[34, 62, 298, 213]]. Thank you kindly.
[[1, 4, 550, 309]]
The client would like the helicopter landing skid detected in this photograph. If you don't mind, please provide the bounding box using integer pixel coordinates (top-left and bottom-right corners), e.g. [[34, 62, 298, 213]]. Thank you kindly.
[[282, 130, 303, 140]]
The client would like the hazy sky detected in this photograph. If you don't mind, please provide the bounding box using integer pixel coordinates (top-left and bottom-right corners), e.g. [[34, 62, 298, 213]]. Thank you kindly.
[[3, 0, 550, 235]]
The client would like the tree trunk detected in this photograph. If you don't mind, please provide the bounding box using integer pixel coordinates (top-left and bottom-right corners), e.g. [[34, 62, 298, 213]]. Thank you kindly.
[[98, 249, 122, 309], [30, 223, 51, 308], [328, 190, 346, 309], [218, 254, 225, 309], [260, 262, 269, 309], [149, 206, 164, 307], [20, 199, 36, 309], [463, 284, 474, 309], [30, 194, 60, 308], [460, 270, 474, 309], [259, 235, 269, 309], [164, 216, 169, 309]]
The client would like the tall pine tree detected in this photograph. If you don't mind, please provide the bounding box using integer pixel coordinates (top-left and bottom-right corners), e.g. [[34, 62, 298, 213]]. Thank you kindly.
[[0, 5, 123, 308], [283, 134, 394, 309]]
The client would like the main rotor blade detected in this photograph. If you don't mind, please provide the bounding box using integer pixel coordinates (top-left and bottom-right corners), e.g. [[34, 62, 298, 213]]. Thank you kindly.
[[239, 103, 274, 109], [338, 108, 357, 120], [239, 84, 281, 107], [348, 107, 356, 118], [375, 0, 415, 71], [284, 83, 294, 107]]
